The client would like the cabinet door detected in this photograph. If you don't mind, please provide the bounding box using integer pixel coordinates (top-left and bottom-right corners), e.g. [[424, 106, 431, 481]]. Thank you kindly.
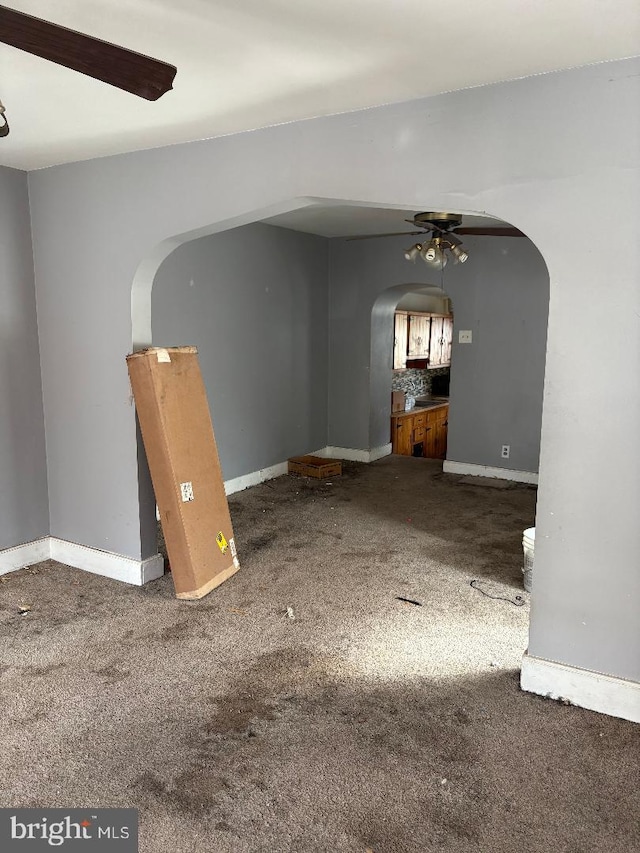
[[391, 416, 412, 455], [441, 316, 453, 366], [434, 407, 449, 459], [407, 314, 430, 358], [423, 422, 436, 457], [421, 409, 434, 457], [393, 312, 408, 369], [429, 315, 444, 366]]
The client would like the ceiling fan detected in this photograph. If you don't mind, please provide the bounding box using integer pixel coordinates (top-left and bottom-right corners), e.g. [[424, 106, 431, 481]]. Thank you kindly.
[[347, 212, 524, 269], [0, 4, 177, 134], [348, 212, 524, 241]]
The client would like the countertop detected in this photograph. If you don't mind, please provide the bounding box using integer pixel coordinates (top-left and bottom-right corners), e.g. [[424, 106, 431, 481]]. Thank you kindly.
[[391, 401, 449, 418], [414, 395, 450, 407]]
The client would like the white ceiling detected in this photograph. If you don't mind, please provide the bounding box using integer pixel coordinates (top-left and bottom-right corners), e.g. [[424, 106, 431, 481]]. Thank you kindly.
[[1, 0, 639, 171], [261, 206, 504, 238]]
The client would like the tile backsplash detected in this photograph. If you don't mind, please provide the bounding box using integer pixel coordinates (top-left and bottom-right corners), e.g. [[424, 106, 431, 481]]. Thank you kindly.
[[392, 367, 450, 397]]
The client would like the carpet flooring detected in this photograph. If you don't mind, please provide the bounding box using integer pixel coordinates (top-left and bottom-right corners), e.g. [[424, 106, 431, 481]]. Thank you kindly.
[[1, 456, 638, 852]]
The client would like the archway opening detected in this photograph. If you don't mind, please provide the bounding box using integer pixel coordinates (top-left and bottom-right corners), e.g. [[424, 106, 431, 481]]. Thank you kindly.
[[132, 201, 550, 608]]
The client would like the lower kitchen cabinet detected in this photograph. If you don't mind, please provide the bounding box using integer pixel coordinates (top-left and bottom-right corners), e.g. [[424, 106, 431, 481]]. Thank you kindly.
[[392, 414, 414, 456], [390, 405, 449, 459]]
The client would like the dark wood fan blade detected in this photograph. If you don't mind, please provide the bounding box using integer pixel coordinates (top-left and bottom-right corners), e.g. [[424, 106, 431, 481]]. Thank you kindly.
[[346, 231, 423, 241], [453, 227, 525, 237], [0, 5, 176, 100]]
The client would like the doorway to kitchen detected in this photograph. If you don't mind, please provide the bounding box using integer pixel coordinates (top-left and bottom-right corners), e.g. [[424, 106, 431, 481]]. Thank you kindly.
[[368, 230, 549, 484], [391, 288, 454, 460]]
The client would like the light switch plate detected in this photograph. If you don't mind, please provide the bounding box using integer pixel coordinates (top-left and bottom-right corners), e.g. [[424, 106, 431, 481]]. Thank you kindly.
[[459, 330, 473, 344]]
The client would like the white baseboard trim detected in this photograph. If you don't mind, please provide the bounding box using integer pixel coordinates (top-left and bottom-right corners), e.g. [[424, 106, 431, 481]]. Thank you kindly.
[[319, 446, 369, 462], [521, 652, 640, 723], [0, 537, 164, 587], [368, 443, 393, 462], [443, 460, 538, 485], [50, 538, 165, 587], [224, 445, 393, 496], [318, 444, 392, 463], [224, 461, 289, 496], [0, 538, 51, 576], [140, 554, 166, 584]]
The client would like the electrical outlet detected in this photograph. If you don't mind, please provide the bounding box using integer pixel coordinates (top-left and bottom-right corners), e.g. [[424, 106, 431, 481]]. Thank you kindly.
[[501, 445, 510, 459], [459, 330, 472, 344]]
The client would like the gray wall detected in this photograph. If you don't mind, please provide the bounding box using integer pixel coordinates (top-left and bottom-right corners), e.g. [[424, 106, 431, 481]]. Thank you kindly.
[[446, 238, 549, 473], [152, 223, 328, 480], [329, 235, 549, 474], [395, 292, 449, 313], [25, 56, 640, 683], [0, 166, 48, 548]]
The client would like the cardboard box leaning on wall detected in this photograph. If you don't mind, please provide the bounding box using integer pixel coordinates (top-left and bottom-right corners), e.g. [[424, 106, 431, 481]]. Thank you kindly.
[[126, 346, 239, 600]]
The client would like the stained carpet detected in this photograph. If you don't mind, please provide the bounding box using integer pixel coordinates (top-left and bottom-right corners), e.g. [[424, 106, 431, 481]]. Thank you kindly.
[[1, 456, 638, 852]]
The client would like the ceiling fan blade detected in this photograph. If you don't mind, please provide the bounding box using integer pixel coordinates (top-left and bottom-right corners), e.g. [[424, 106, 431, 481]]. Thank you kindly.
[[453, 227, 525, 237], [346, 231, 424, 242], [0, 4, 176, 100]]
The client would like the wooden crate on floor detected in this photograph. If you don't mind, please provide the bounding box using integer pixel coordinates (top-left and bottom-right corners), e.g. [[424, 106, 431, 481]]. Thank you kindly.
[[288, 455, 342, 479]]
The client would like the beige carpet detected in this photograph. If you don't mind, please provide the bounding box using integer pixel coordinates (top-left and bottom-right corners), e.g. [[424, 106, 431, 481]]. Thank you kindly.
[[1, 456, 638, 852]]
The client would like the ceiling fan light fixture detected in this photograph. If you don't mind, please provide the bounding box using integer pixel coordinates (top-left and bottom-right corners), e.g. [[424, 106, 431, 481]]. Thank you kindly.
[[404, 244, 422, 261], [424, 245, 437, 262], [420, 238, 438, 262], [451, 244, 469, 263], [400, 213, 480, 270], [420, 237, 447, 269]]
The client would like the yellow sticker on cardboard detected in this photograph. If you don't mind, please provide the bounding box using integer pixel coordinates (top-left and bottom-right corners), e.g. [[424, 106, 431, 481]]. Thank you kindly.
[[216, 532, 229, 554]]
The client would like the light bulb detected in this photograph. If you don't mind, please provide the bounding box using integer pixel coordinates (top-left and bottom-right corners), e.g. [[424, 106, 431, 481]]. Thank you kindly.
[[421, 238, 447, 269]]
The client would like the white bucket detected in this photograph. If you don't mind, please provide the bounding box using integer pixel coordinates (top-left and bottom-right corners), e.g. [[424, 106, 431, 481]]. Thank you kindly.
[[522, 527, 535, 592]]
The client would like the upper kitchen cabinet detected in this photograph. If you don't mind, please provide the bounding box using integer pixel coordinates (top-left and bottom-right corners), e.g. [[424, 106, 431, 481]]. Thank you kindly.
[[394, 310, 453, 369], [407, 313, 431, 359], [428, 314, 454, 368], [393, 311, 409, 370]]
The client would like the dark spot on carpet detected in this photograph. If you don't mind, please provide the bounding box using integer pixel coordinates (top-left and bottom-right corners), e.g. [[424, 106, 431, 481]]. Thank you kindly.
[[93, 665, 131, 683], [168, 769, 232, 815], [244, 534, 273, 555], [158, 620, 191, 642], [24, 662, 67, 677], [204, 648, 315, 736]]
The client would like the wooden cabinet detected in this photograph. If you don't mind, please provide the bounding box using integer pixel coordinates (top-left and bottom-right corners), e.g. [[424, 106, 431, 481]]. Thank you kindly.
[[429, 315, 444, 366], [393, 311, 408, 370], [407, 313, 430, 358], [428, 314, 454, 368], [433, 406, 449, 459], [442, 316, 453, 365], [392, 414, 413, 456], [394, 310, 453, 369], [391, 405, 449, 459]]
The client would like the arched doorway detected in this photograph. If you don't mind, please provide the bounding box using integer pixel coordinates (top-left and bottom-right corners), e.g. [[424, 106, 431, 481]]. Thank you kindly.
[[132, 202, 549, 562]]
